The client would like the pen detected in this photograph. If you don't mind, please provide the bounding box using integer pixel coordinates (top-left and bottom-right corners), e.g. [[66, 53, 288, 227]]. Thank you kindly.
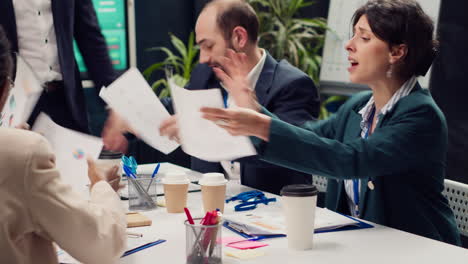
[[184, 207, 195, 225], [126, 231, 143, 238], [224, 222, 251, 238], [201, 211, 217, 253], [209, 209, 223, 256], [146, 163, 160, 192], [121, 239, 166, 257]]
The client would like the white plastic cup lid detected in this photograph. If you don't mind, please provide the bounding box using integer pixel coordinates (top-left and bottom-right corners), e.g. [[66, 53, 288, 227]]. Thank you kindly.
[[161, 172, 190, 184], [198, 173, 228, 186]]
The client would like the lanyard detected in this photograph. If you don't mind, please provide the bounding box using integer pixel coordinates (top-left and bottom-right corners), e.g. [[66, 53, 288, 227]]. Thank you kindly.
[[353, 106, 376, 216], [226, 190, 277, 211], [223, 91, 228, 108]]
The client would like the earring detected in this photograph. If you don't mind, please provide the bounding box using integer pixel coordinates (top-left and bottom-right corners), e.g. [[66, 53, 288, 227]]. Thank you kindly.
[[386, 64, 393, 78]]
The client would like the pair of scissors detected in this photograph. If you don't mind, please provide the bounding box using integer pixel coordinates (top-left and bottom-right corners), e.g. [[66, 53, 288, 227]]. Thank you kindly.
[[226, 190, 277, 211], [121, 155, 138, 174]]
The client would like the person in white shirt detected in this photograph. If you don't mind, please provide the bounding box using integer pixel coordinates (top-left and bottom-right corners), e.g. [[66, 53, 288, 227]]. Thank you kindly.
[[0, 26, 127, 264], [0, 0, 128, 152]]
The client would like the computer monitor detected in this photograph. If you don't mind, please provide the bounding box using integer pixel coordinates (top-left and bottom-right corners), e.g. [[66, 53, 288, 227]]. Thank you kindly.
[[74, 0, 136, 86], [319, 0, 441, 95]]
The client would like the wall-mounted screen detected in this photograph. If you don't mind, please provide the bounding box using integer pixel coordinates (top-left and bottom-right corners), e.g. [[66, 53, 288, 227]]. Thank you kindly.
[[74, 0, 134, 79]]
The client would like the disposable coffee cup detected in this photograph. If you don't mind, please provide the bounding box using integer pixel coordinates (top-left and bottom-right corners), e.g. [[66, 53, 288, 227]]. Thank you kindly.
[[199, 173, 228, 213], [95, 150, 123, 177], [280, 184, 318, 250], [162, 173, 190, 213]]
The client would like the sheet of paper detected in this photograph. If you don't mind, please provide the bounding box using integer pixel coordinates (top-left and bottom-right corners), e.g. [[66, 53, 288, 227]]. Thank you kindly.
[[169, 79, 256, 162], [99, 68, 179, 154], [0, 55, 42, 127], [32, 113, 103, 197]]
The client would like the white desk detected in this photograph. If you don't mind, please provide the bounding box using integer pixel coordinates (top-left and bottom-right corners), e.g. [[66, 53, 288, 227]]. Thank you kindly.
[[121, 165, 468, 264]]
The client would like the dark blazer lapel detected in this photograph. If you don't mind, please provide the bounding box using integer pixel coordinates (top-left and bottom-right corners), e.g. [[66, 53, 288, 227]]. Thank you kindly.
[[191, 64, 217, 91], [0, 0, 18, 52], [377, 83, 423, 129], [344, 109, 363, 140], [255, 52, 277, 106]]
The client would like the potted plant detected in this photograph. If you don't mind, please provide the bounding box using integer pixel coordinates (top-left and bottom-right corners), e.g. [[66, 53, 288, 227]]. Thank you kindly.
[[143, 32, 199, 98], [248, 0, 329, 85]]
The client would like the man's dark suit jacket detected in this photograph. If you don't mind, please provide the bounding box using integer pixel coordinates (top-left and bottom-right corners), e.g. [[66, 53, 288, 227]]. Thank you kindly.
[[0, 0, 115, 132], [185, 53, 320, 194]]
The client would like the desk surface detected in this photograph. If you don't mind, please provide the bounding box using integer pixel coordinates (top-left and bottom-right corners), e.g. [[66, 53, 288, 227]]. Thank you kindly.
[[121, 164, 468, 264]]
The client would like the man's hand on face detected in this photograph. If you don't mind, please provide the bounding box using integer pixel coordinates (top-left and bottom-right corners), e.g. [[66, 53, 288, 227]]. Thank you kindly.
[[212, 49, 260, 111]]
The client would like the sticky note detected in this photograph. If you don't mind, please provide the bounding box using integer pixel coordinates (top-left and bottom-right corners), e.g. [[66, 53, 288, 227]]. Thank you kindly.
[[126, 212, 152, 228], [226, 241, 268, 250], [225, 249, 265, 260]]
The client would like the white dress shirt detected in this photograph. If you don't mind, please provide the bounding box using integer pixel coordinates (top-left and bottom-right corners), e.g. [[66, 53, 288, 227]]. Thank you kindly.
[[13, 0, 62, 84], [344, 76, 418, 217], [220, 49, 267, 180]]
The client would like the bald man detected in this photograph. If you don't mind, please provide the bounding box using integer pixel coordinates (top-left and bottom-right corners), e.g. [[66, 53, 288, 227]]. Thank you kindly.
[[159, 0, 320, 194]]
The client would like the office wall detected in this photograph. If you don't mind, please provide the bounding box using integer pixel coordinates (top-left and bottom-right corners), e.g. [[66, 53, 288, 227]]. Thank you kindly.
[[430, 1, 468, 184], [134, 1, 195, 74]]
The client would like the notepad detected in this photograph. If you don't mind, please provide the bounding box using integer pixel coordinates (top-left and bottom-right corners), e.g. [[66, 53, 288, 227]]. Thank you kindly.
[[126, 212, 152, 228]]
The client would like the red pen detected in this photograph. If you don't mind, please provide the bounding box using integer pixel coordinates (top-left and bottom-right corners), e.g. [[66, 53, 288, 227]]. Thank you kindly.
[[184, 207, 195, 225]]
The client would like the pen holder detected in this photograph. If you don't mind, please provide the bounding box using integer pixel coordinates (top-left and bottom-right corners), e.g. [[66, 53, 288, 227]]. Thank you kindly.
[[128, 176, 157, 211], [185, 218, 222, 264]]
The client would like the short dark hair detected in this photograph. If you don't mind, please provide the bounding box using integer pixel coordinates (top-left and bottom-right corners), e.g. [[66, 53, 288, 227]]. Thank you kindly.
[[0, 26, 13, 91], [205, 0, 259, 43], [352, 0, 438, 79]]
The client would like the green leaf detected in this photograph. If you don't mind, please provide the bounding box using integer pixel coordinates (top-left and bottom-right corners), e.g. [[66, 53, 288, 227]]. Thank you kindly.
[[142, 62, 165, 79], [158, 88, 171, 99], [151, 79, 167, 92], [170, 33, 188, 61]]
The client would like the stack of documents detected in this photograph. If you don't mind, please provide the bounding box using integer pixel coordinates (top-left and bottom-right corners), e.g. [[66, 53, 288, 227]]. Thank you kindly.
[[224, 207, 373, 238]]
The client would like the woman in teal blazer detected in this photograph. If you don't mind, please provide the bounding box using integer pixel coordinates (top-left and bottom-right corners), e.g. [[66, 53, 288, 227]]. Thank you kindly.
[[200, 0, 461, 245]]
